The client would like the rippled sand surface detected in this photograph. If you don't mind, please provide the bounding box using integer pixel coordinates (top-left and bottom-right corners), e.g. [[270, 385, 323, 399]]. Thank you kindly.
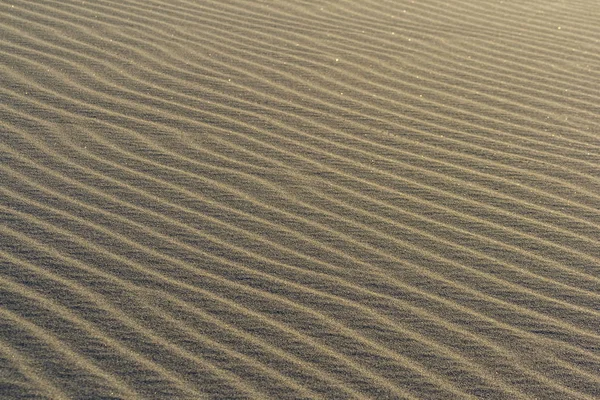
[[1, 1, 599, 398]]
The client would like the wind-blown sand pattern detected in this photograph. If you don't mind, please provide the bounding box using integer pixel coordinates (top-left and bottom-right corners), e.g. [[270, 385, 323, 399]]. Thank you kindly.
[[1, 0, 599, 398]]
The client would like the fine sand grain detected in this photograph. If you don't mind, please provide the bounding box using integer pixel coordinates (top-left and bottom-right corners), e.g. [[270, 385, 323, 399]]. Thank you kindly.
[[1, 0, 599, 398]]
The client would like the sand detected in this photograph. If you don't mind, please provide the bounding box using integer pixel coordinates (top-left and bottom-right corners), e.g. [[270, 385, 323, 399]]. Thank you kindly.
[[1, 0, 599, 398]]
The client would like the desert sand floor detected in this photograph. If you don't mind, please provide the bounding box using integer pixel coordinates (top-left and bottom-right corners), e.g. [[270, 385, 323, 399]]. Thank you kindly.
[[1, 0, 599, 399]]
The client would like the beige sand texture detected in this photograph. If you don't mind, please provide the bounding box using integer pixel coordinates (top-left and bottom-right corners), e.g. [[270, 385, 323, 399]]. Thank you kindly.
[[1, 0, 600, 398]]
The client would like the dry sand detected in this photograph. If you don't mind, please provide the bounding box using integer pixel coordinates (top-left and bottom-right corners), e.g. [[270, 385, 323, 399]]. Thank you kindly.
[[1, 0, 600, 398]]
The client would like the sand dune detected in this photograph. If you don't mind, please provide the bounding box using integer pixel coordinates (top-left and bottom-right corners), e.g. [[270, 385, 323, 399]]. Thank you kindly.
[[1, 0, 599, 398]]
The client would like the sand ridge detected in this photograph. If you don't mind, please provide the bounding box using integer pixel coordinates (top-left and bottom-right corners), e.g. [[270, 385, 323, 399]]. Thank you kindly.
[[1, 0, 599, 398]]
